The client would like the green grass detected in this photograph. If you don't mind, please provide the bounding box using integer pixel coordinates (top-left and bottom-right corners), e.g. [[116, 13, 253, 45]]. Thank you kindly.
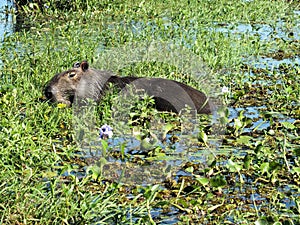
[[1, 0, 300, 224]]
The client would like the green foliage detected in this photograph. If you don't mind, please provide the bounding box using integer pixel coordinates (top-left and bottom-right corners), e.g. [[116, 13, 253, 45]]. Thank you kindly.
[[1, 0, 300, 224]]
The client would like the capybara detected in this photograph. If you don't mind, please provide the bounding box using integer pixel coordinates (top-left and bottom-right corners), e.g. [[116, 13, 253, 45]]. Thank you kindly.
[[44, 61, 212, 114]]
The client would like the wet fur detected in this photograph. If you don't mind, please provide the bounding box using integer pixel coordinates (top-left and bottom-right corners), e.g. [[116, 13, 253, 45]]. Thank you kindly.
[[44, 61, 211, 114]]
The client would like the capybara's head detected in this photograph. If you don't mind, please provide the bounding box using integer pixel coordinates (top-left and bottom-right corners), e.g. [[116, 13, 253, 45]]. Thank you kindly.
[[44, 61, 90, 106]]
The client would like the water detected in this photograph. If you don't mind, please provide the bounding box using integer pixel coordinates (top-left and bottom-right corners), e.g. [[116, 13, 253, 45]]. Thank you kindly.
[[0, 0, 15, 41], [212, 14, 300, 42], [247, 56, 300, 70]]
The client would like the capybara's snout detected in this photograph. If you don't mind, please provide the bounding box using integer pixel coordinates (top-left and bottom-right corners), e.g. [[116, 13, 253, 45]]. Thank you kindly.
[[44, 85, 53, 100]]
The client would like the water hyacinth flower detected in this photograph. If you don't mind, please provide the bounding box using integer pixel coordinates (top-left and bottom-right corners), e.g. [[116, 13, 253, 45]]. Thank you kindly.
[[221, 86, 230, 94], [99, 124, 113, 139]]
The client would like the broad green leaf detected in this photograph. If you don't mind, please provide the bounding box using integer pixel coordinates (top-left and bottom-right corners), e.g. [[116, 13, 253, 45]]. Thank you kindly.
[[292, 167, 300, 174], [260, 162, 270, 174], [236, 135, 252, 145], [185, 166, 194, 173], [196, 177, 209, 186], [293, 148, 300, 156], [210, 175, 227, 187], [227, 159, 242, 172], [198, 130, 208, 145], [281, 121, 296, 130]]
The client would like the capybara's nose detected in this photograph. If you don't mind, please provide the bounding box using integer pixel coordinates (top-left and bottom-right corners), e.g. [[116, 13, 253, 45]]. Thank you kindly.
[[45, 86, 53, 100]]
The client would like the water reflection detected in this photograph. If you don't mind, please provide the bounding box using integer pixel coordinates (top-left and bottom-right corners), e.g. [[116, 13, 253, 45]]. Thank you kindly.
[[0, 0, 15, 41], [212, 14, 300, 42]]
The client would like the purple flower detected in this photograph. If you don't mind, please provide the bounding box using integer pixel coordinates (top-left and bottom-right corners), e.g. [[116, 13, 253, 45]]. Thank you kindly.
[[99, 124, 113, 139], [221, 86, 229, 94]]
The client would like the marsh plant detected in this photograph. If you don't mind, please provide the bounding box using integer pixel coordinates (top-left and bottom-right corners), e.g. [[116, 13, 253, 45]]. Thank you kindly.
[[71, 39, 225, 185], [1, 0, 300, 224]]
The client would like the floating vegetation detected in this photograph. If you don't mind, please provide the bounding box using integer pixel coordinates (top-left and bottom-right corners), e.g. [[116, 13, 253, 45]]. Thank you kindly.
[[0, 0, 300, 224]]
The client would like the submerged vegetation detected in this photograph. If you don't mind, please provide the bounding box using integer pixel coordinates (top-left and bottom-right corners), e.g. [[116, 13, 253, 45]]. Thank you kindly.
[[1, 0, 300, 224]]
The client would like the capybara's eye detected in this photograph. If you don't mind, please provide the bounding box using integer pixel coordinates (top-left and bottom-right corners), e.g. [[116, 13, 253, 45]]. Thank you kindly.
[[73, 62, 80, 68], [68, 72, 76, 78]]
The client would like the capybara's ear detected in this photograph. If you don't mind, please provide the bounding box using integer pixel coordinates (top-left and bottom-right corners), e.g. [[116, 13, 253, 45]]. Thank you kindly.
[[80, 61, 89, 72]]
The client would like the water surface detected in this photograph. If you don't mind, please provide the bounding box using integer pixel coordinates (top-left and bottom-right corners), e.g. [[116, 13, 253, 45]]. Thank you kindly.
[[0, 0, 14, 42]]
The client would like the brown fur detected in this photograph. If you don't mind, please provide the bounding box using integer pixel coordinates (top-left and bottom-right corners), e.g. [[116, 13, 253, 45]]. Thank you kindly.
[[44, 61, 212, 114]]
